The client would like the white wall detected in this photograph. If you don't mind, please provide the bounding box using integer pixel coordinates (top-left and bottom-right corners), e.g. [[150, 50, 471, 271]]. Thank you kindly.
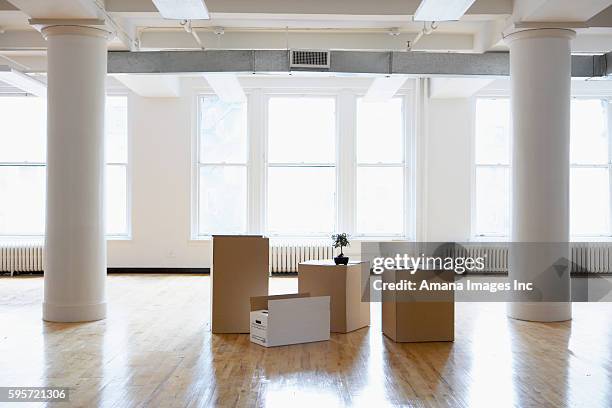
[[425, 98, 473, 241], [105, 78, 477, 268], [107, 93, 211, 268]]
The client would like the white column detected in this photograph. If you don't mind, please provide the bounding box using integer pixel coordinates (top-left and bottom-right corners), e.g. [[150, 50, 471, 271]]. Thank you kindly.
[[42, 25, 110, 322], [506, 29, 575, 322]]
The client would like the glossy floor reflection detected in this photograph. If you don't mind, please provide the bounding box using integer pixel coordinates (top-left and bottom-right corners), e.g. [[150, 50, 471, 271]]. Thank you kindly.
[[0, 274, 611, 407]]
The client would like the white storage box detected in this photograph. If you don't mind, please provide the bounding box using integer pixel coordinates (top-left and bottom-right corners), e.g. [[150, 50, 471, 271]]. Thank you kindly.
[[249, 293, 330, 347]]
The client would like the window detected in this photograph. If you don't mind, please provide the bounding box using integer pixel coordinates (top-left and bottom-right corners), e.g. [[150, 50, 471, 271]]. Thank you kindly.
[[355, 98, 405, 236], [194, 90, 415, 239], [266, 96, 336, 236], [105, 96, 130, 236], [473, 98, 511, 237], [0, 97, 46, 236], [0, 95, 130, 237], [570, 99, 610, 236], [473, 97, 612, 238], [196, 95, 248, 236]]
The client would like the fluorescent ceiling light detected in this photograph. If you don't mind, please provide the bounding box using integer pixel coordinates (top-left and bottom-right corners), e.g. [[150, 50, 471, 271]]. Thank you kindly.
[[151, 0, 209, 20], [363, 76, 407, 102], [0, 65, 46, 97], [204, 74, 246, 103], [414, 0, 477, 21]]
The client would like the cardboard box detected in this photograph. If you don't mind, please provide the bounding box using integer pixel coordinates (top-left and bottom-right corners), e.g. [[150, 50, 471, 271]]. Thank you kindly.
[[298, 260, 370, 333], [211, 235, 269, 333], [382, 269, 454, 342], [249, 293, 330, 347]]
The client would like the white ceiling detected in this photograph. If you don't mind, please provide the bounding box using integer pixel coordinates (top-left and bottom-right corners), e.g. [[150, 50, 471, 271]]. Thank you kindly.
[[0, 0, 611, 73]]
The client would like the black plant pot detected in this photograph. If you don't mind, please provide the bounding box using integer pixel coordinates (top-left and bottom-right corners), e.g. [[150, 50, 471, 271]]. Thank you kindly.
[[334, 255, 349, 265]]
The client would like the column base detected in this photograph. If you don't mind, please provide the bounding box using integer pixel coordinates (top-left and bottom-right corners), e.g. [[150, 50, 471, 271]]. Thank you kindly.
[[43, 302, 107, 323], [507, 302, 571, 322]]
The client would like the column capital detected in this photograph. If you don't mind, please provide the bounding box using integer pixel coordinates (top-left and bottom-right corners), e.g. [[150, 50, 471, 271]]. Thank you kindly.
[[29, 19, 113, 40], [504, 28, 576, 44]]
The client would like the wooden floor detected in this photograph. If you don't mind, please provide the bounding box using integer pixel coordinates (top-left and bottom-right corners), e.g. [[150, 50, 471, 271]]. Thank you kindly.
[[0, 275, 611, 408]]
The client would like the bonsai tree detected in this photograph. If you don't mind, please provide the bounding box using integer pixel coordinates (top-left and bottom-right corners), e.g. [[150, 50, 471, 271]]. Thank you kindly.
[[331, 233, 350, 257]]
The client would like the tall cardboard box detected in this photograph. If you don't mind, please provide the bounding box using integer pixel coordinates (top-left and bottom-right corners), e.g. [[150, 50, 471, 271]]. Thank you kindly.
[[250, 293, 330, 347], [382, 269, 454, 342], [298, 260, 370, 333], [211, 235, 269, 333]]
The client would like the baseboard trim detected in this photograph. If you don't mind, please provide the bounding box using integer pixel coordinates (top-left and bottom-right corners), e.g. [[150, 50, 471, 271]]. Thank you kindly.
[[107, 268, 210, 274], [6, 269, 609, 277], [3, 268, 210, 276]]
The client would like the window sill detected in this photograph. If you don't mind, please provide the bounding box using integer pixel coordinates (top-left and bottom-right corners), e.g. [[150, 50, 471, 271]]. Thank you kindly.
[[190, 236, 214, 242], [0, 236, 133, 242], [351, 236, 413, 242], [469, 236, 509, 242], [107, 235, 132, 241], [470, 236, 612, 243]]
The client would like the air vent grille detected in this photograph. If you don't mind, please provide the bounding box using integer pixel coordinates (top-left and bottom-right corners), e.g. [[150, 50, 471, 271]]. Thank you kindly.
[[290, 50, 330, 69]]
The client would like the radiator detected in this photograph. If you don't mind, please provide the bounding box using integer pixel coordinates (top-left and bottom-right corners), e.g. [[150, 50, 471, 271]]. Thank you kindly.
[[270, 242, 334, 274], [0, 242, 44, 276], [454, 244, 508, 273], [456, 243, 612, 274], [571, 243, 612, 273]]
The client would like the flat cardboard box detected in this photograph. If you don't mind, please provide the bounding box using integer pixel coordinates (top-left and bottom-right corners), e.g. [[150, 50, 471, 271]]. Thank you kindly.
[[211, 235, 269, 333], [298, 260, 370, 333], [250, 293, 330, 347], [382, 269, 454, 342]]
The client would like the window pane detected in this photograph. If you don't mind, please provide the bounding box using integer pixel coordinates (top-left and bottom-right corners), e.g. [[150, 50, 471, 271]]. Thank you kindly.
[[268, 97, 335, 164], [475, 166, 510, 236], [570, 99, 607, 165], [199, 96, 247, 164], [0, 166, 46, 235], [0, 97, 46, 163], [267, 167, 335, 235], [105, 165, 128, 235], [475, 99, 510, 165], [105, 96, 128, 164], [357, 98, 403, 164], [199, 166, 246, 235], [571, 168, 609, 235], [356, 167, 404, 235]]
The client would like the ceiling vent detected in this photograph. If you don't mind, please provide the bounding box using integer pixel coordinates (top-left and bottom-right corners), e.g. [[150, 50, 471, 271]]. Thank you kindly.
[[290, 50, 330, 69]]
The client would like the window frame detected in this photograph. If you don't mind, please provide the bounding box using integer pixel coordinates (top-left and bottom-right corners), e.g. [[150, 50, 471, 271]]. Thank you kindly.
[[105, 93, 132, 239], [353, 95, 410, 238], [193, 93, 250, 238], [192, 87, 416, 240], [471, 95, 612, 240], [0, 95, 46, 237], [0, 93, 131, 239], [264, 93, 339, 238], [471, 96, 512, 239], [569, 96, 612, 238]]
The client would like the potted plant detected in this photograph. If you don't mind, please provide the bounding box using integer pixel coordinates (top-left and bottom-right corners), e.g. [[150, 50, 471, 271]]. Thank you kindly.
[[332, 233, 350, 265]]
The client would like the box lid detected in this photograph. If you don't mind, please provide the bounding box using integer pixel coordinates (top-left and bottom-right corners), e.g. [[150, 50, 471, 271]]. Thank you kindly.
[[250, 293, 311, 311], [299, 259, 366, 266]]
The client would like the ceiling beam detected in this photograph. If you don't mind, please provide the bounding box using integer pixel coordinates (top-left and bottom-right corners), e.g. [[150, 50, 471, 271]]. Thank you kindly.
[[0, 30, 46, 50], [363, 76, 407, 101], [514, 0, 612, 22], [105, 0, 513, 16], [203, 74, 245, 102], [0, 64, 45, 95], [429, 77, 495, 98], [112, 74, 181, 97], [138, 29, 474, 53], [0, 0, 17, 10], [6, 0, 102, 19]]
